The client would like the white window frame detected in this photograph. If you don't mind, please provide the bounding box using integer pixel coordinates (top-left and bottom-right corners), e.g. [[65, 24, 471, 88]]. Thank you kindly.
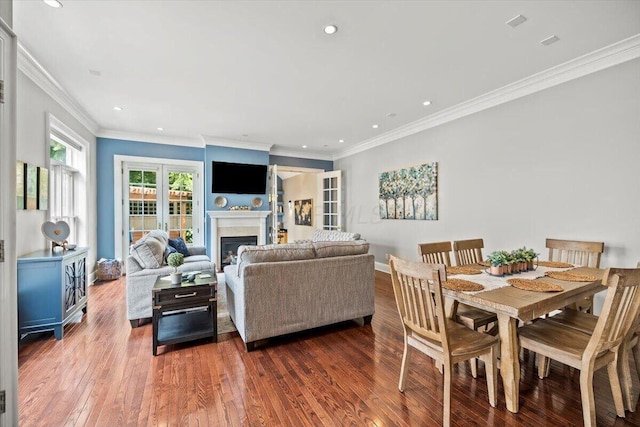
[[46, 114, 90, 248]]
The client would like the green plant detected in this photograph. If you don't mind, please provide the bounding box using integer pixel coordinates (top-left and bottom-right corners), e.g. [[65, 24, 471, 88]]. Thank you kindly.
[[487, 251, 507, 267], [522, 247, 538, 262], [167, 252, 184, 272]]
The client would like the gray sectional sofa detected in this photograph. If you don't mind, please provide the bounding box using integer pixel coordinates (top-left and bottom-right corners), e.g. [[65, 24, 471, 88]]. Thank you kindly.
[[126, 230, 215, 327], [224, 239, 375, 351]]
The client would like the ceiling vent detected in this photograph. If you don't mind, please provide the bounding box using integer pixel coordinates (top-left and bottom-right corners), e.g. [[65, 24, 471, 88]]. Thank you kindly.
[[506, 14, 527, 28], [541, 35, 560, 46]]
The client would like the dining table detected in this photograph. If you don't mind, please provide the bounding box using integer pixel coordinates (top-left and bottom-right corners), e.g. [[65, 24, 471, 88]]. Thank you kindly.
[[442, 265, 606, 413]]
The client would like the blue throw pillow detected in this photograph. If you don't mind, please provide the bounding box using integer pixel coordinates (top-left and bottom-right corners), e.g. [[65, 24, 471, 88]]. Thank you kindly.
[[164, 244, 177, 263], [169, 237, 190, 257]]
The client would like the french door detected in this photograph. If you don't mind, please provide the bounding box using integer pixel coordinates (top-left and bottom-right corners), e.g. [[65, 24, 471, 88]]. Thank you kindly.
[[317, 171, 342, 231], [119, 159, 203, 261]]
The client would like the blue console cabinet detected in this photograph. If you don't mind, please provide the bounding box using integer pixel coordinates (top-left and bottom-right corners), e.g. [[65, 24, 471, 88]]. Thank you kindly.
[[17, 247, 89, 340]]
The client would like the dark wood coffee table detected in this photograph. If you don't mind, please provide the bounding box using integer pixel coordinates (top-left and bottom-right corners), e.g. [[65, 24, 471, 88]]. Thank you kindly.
[[152, 271, 217, 356]]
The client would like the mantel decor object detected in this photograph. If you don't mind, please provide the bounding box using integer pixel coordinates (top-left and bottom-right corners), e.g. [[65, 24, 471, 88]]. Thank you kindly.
[[41, 220, 71, 251]]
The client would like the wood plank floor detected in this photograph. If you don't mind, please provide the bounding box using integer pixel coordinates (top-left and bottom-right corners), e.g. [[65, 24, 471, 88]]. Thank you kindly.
[[18, 271, 640, 426]]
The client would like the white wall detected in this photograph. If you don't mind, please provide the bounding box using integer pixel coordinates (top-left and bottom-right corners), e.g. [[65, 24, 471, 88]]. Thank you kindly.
[[16, 71, 98, 272], [335, 59, 640, 270], [282, 173, 319, 242]]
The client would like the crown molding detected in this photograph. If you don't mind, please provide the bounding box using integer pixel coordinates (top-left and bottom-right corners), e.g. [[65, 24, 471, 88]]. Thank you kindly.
[[270, 146, 334, 161], [200, 135, 273, 152], [334, 34, 640, 160], [96, 129, 204, 147], [17, 43, 99, 135]]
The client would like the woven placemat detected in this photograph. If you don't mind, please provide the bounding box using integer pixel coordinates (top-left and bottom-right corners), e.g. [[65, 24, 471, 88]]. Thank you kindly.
[[447, 266, 483, 275], [545, 271, 598, 282], [442, 279, 484, 292], [537, 260, 574, 268], [507, 278, 563, 292]]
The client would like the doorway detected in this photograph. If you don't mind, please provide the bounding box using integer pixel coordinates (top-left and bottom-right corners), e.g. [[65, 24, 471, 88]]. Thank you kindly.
[[114, 156, 204, 265]]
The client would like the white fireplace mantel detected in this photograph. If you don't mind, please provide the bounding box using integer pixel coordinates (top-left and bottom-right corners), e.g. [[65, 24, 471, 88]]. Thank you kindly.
[[207, 210, 271, 269]]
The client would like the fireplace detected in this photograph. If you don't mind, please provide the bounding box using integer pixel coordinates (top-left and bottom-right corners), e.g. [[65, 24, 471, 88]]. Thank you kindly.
[[220, 236, 258, 269]]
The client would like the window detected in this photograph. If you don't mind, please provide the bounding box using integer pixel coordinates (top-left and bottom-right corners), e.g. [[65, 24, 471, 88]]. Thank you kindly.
[[49, 125, 84, 245]]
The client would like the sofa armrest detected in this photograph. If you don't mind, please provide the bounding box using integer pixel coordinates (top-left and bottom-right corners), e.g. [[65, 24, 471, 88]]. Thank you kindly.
[[126, 255, 143, 275], [188, 246, 207, 256]]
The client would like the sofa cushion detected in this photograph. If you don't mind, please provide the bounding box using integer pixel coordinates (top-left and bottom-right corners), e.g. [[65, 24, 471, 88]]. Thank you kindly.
[[183, 255, 210, 264], [237, 243, 315, 276], [169, 237, 190, 257], [130, 234, 165, 269], [313, 240, 370, 258], [312, 229, 361, 242], [164, 244, 177, 263]]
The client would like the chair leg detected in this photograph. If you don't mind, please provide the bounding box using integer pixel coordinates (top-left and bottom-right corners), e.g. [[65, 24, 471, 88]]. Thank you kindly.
[[537, 355, 550, 379], [619, 340, 635, 412], [579, 368, 596, 427], [470, 358, 478, 378], [481, 346, 498, 407], [443, 363, 452, 427], [399, 336, 411, 392], [608, 358, 626, 417]]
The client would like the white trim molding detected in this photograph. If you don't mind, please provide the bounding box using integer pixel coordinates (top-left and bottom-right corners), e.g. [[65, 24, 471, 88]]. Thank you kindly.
[[375, 261, 390, 274], [270, 146, 333, 161], [17, 43, 99, 135], [97, 128, 204, 148], [334, 34, 640, 160], [201, 135, 273, 152]]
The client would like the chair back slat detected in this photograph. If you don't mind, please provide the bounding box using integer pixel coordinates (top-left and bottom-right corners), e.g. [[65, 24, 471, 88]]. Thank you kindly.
[[418, 241, 452, 266], [389, 255, 447, 345], [585, 268, 640, 360], [546, 238, 604, 268], [453, 239, 484, 266]]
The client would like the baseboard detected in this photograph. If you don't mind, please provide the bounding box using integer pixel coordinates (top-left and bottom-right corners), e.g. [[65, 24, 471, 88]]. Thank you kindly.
[[375, 261, 390, 274]]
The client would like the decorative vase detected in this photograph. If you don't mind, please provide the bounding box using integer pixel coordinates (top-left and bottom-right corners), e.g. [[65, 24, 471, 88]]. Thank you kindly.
[[170, 272, 182, 284]]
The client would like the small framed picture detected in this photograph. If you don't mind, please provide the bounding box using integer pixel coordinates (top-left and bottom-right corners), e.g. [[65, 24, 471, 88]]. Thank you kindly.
[[26, 163, 38, 210], [38, 167, 49, 210], [294, 199, 313, 226], [17, 161, 25, 210]]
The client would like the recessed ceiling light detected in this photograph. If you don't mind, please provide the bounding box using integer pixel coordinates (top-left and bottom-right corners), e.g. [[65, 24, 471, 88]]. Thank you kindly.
[[372, 124, 379, 129], [423, 100, 432, 106], [302, 145, 308, 148], [386, 112, 397, 118], [43, 0, 63, 8], [506, 14, 527, 28], [339, 139, 344, 143], [323, 25, 338, 35], [113, 106, 122, 111], [541, 35, 560, 46], [157, 127, 164, 131]]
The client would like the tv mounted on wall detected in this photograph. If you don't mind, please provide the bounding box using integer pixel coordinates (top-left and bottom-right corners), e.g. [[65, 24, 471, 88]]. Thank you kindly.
[[211, 161, 268, 195]]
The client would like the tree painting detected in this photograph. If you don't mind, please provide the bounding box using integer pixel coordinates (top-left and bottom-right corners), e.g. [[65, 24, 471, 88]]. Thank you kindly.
[[378, 162, 437, 220]]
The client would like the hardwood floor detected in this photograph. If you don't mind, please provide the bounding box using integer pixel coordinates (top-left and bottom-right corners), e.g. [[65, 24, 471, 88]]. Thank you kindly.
[[18, 271, 640, 426]]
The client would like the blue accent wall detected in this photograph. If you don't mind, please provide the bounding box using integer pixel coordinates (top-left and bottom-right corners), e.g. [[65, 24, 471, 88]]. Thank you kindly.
[[97, 138, 334, 260], [96, 138, 204, 259], [269, 155, 333, 171]]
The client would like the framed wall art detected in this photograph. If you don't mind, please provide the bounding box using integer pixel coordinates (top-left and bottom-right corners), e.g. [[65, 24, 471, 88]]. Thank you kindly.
[[379, 162, 438, 220], [26, 163, 38, 210], [38, 167, 49, 210], [294, 199, 312, 226], [17, 161, 25, 210]]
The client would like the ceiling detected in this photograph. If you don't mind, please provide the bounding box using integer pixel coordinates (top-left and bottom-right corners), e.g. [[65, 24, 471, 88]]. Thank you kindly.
[[13, 1, 640, 159]]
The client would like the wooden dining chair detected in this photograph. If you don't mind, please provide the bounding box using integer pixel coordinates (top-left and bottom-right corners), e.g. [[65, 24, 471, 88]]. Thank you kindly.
[[518, 266, 640, 427], [545, 261, 640, 413], [388, 255, 498, 427], [453, 238, 484, 266], [418, 241, 497, 377], [547, 238, 605, 312]]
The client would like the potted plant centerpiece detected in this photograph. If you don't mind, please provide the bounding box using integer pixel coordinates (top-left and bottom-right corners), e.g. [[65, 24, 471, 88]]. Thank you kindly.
[[167, 252, 185, 284], [487, 251, 507, 276], [523, 247, 538, 270]]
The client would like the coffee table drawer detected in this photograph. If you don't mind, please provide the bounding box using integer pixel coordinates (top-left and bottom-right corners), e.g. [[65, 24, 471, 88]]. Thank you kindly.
[[154, 287, 213, 307]]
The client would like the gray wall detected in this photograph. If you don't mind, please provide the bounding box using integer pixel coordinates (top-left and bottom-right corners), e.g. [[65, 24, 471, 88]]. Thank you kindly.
[[17, 71, 98, 271], [335, 59, 640, 269]]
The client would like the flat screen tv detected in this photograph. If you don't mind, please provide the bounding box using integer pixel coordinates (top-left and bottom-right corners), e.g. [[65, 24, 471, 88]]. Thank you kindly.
[[211, 161, 268, 194]]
